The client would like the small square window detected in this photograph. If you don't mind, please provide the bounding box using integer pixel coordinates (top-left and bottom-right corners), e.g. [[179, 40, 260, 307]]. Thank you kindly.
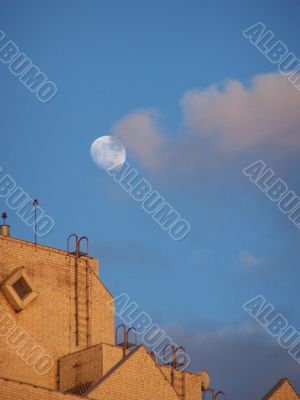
[[12, 277, 32, 300], [1, 267, 37, 311]]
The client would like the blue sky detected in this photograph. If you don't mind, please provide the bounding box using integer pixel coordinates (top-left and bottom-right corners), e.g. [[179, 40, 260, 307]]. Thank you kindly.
[[1, 1, 300, 398]]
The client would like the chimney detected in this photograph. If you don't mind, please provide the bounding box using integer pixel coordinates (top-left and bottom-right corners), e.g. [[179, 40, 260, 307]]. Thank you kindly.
[[0, 212, 10, 237]]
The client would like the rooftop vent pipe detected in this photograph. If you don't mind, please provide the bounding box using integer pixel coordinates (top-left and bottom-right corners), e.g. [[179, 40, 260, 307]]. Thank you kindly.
[[0, 212, 10, 237]]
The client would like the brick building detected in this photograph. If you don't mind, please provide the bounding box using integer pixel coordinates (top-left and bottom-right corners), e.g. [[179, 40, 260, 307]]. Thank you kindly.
[[0, 224, 298, 400], [0, 224, 210, 400]]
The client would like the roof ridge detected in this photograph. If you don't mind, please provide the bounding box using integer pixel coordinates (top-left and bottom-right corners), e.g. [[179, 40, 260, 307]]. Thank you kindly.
[[284, 377, 300, 399]]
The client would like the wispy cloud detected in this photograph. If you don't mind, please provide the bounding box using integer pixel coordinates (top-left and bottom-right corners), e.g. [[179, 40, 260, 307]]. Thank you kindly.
[[239, 250, 265, 269], [92, 240, 168, 271]]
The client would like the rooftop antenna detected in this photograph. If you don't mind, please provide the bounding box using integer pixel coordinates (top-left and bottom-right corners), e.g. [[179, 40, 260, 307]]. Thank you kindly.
[[33, 199, 38, 245], [2, 212, 7, 224]]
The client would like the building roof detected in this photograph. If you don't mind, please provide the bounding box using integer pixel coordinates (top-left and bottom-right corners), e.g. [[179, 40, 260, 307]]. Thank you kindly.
[[262, 378, 299, 400], [85, 346, 180, 400]]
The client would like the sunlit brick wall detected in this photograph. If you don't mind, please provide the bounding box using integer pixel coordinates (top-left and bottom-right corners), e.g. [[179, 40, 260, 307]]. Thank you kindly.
[[0, 235, 114, 390], [0, 377, 81, 400], [159, 365, 201, 400], [264, 379, 299, 400], [89, 346, 179, 400]]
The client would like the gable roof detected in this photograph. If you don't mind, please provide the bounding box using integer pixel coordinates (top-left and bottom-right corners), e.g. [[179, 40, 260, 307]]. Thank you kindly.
[[263, 378, 299, 400], [83, 346, 180, 400]]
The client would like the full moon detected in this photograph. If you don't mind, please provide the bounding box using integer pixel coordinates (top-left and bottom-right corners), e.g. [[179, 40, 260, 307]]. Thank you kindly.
[[90, 135, 126, 171]]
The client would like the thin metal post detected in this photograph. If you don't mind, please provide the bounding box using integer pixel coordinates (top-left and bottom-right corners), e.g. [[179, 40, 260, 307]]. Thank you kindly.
[[33, 199, 38, 245]]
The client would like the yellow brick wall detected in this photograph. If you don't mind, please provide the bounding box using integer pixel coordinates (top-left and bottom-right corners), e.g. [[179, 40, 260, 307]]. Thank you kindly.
[[184, 372, 201, 400], [0, 235, 114, 390], [159, 365, 201, 400], [102, 343, 126, 375], [58, 344, 103, 392], [264, 379, 299, 400], [89, 346, 179, 400], [58, 343, 129, 392], [0, 376, 85, 400]]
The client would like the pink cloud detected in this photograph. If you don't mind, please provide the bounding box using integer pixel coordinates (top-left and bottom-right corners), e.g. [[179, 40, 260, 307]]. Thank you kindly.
[[110, 73, 300, 176], [182, 73, 300, 152], [111, 109, 166, 170]]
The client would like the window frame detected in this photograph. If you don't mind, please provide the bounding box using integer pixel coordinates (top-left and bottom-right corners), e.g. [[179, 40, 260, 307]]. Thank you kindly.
[[1, 267, 37, 311]]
